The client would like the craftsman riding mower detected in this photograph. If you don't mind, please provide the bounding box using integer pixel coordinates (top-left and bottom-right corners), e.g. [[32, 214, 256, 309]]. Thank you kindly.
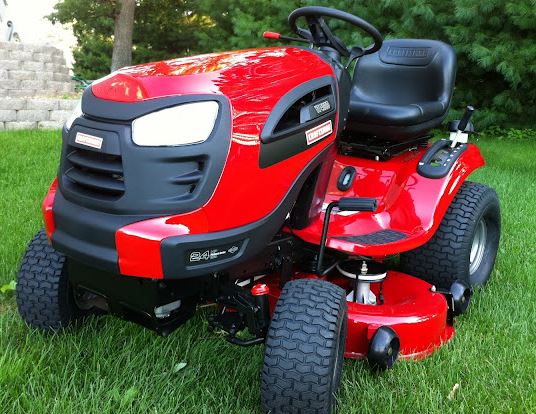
[[16, 6, 500, 414]]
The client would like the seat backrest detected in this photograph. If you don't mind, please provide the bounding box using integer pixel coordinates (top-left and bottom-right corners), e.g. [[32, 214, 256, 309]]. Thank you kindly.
[[352, 39, 456, 106]]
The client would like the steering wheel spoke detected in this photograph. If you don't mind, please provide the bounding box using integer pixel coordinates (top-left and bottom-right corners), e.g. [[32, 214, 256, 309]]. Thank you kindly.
[[318, 17, 350, 57]]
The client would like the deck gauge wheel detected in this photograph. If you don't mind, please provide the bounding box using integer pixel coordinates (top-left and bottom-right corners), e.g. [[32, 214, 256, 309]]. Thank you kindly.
[[367, 326, 400, 370]]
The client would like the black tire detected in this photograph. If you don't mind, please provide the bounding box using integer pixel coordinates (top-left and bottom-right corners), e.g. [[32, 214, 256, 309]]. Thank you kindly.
[[261, 279, 347, 414], [400, 181, 500, 289], [16, 229, 82, 331]]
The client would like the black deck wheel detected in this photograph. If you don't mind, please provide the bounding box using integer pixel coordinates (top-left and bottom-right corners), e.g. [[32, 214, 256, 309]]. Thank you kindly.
[[16, 229, 83, 331], [367, 326, 400, 371], [400, 181, 501, 289], [261, 279, 347, 414]]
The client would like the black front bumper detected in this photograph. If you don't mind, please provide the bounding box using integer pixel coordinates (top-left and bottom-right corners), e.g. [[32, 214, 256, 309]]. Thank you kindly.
[[52, 143, 332, 279]]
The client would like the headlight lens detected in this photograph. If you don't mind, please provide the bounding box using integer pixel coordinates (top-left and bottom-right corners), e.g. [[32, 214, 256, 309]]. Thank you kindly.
[[65, 99, 83, 130], [132, 101, 219, 147]]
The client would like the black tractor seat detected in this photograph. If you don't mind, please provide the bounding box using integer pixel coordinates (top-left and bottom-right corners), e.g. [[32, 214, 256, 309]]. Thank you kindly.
[[345, 39, 457, 141]]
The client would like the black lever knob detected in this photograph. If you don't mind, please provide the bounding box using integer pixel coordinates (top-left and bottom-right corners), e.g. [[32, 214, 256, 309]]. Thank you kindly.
[[338, 197, 377, 212], [457, 105, 475, 132]]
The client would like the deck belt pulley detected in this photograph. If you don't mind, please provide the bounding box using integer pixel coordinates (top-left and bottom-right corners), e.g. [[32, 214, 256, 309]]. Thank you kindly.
[[337, 260, 387, 304]]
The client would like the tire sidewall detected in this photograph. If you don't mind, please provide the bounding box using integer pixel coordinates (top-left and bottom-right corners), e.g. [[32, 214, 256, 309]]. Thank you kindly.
[[461, 189, 501, 286], [329, 302, 347, 409]]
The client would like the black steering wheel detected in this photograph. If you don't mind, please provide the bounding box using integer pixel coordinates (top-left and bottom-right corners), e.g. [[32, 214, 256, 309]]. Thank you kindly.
[[288, 6, 383, 58]]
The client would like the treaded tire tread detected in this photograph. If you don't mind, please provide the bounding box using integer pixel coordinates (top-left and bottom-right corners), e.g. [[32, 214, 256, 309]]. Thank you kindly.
[[16, 229, 79, 331], [261, 279, 347, 414], [400, 181, 500, 288]]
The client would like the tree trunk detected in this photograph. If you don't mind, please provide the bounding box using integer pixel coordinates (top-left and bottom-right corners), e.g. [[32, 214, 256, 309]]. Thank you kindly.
[[111, 0, 136, 72]]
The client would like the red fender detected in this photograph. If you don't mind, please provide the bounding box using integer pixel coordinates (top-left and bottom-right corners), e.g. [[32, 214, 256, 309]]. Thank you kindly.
[[42, 178, 58, 241], [292, 143, 485, 257]]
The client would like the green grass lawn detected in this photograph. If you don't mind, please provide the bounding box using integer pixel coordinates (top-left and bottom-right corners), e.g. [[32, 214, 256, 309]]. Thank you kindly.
[[0, 129, 535, 413]]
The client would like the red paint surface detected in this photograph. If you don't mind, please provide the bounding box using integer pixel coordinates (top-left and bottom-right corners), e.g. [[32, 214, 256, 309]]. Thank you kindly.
[[292, 144, 485, 256], [342, 272, 453, 359], [116, 211, 209, 279], [251, 283, 270, 296], [93, 47, 483, 278], [42, 178, 58, 241], [106, 48, 338, 277], [117, 142, 483, 277], [260, 271, 453, 359]]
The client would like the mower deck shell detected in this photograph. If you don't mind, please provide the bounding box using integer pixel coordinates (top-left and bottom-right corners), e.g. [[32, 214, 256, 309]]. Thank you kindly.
[[343, 271, 453, 359], [261, 271, 453, 359]]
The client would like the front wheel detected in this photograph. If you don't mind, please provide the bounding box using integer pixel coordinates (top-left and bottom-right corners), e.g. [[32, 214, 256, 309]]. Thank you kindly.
[[261, 279, 347, 414], [400, 181, 500, 289], [16, 229, 84, 331]]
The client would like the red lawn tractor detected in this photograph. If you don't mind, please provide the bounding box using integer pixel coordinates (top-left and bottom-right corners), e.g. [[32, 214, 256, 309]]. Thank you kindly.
[[17, 7, 500, 414]]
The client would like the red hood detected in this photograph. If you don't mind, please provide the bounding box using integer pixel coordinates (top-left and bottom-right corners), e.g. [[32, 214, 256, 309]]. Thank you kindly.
[[91, 47, 332, 103], [91, 46, 335, 144]]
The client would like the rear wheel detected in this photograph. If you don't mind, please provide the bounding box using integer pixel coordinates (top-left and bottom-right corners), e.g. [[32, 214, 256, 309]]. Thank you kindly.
[[261, 279, 347, 414], [16, 229, 83, 331], [400, 181, 500, 289]]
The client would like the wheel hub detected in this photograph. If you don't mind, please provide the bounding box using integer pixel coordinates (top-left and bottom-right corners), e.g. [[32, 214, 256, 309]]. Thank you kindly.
[[469, 218, 487, 274]]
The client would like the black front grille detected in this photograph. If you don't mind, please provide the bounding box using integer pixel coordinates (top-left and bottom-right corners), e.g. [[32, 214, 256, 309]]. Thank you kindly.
[[64, 146, 125, 200], [58, 94, 231, 215], [170, 158, 205, 197]]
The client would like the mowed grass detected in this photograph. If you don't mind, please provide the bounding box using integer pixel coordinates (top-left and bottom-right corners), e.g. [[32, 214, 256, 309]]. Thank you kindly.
[[0, 129, 535, 413]]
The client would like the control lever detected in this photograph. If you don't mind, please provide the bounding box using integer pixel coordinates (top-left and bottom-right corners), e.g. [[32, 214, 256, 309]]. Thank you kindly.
[[263, 31, 309, 44], [316, 197, 378, 275], [457, 105, 475, 132], [450, 106, 475, 148], [338, 197, 377, 212]]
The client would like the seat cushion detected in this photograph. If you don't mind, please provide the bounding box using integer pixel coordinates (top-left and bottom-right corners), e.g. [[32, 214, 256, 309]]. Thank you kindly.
[[349, 92, 447, 126]]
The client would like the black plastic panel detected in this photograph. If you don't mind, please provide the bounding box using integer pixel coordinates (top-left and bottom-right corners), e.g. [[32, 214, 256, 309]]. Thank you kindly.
[[59, 94, 231, 215], [417, 139, 467, 179], [259, 76, 337, 168]]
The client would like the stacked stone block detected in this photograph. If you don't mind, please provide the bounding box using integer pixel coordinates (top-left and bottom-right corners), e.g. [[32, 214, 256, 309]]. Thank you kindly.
[[0, 41, 79, 129], [0, 97, 77, 129]]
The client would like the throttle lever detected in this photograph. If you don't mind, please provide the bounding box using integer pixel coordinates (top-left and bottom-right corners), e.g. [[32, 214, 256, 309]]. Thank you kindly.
[[451, 105, 475, 148], [263, 31, 309, 44]]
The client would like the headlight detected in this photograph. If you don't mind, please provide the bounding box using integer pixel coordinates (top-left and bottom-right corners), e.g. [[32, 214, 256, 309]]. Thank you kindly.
[[65, 99, 83, 131], [132, 101, 219, 147]]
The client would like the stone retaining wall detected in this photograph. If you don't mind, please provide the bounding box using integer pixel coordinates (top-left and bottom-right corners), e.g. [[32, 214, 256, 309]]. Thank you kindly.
[[0, 97, 77, 129], [0, 41, 79, 129]]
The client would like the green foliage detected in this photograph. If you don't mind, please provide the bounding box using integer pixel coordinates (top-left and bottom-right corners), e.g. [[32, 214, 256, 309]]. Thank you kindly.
[[51, 0, 536, 127], [195, 0, 301, 51], [300, 0, 536, 127], [49, 0, 214, 79], [0, 280, 16, 294], [48, 0, 115, 79]]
